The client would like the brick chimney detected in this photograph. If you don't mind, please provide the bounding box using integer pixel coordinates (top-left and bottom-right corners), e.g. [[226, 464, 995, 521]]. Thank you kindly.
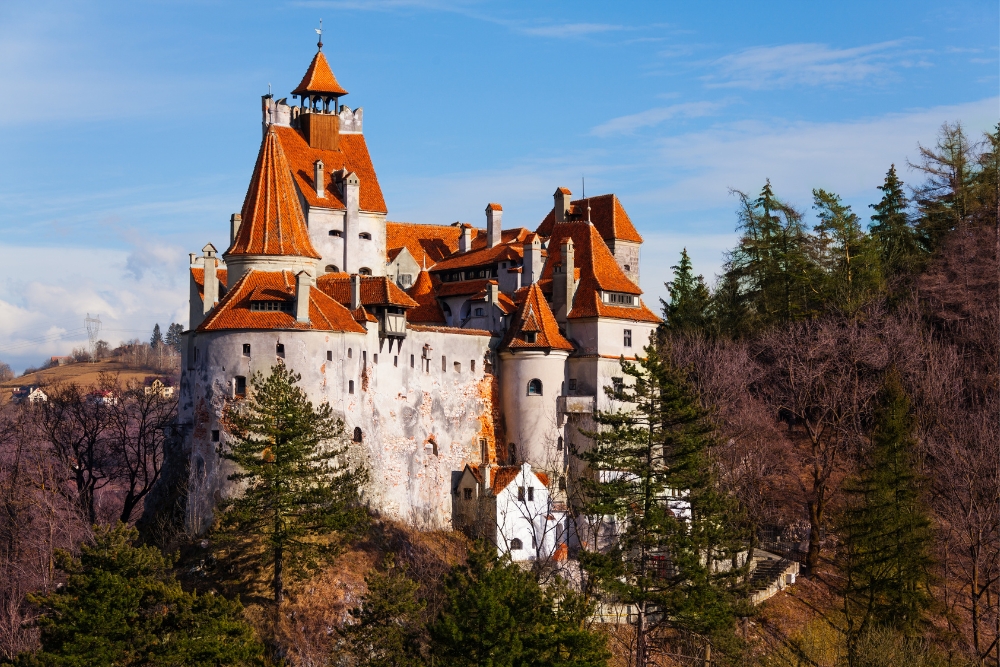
[[554, 187, 572, 223], [314, 160, 325, 198], [522, 235, 542, 285], [295, 271, 311, 323], [486, 203, 502, 248], [202, 243, 219, 315], [458, 223, 473, 253], [350, 273, 361, 311], [229, 214, 241, 247]]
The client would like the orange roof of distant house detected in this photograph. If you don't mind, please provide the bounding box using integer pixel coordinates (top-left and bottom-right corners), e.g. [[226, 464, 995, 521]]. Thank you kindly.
[[489, 465, 549, 494], [191, 267, 229, 301], [536, 193, 642, 244], [197, 270, 365, 333], [292, 50, 349, 97], [499, 283, 574, 352], [227, 127, 321, 259], [385, 222, 481, 267], [315, 274, 418, 308], [406, 270, 447, 324], [430, 228, 534, 273], [274, 126, 386, 214]]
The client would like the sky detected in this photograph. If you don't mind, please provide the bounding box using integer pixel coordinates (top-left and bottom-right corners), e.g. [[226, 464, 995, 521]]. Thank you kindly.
[[0, 0, 996, 372]]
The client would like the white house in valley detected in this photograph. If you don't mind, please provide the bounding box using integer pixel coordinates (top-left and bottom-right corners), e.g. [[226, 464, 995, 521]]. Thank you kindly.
[[178, 38, 661, 556]]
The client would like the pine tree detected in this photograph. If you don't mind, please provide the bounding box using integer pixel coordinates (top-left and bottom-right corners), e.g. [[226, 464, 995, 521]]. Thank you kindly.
[[910, 122, 978, 254], [430, 541, 609, 667], [577, 345, 748, 665], [340, 556, 426, 667], [149, 324, 163, 348], [18, 524, 267, 667], [812, 188, 882, 313], [164, 323, 184, 352], [839, 369, 934, 664], [661, 249, 711, 334], [217, 363, 369, 606], [869, 165, 921, 282]]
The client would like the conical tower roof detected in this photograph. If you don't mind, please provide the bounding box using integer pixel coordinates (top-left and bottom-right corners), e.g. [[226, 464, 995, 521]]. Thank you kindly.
[[292, 50, 349, 97], [499, 283, 573, 351], [227, 126, 321, 259], [406, 269, 447, 324]]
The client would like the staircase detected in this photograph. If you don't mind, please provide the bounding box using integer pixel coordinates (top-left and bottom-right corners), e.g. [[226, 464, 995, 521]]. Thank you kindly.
[[749, 549, 799, 604]]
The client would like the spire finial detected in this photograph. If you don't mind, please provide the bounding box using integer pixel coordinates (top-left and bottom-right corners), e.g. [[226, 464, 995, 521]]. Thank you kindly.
[[315, 19, 323, 50]]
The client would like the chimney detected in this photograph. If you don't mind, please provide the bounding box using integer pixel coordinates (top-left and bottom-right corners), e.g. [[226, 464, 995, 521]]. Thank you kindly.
[[487, 282, 500, 332], [202, 243, 219, 315], [554, 187, 572, 223], [350, 273, 361, 311], [522, 235, 542, 285], [458, 224, 472, 253], [229, 213, 242, 247], [314, 160, 325, 198], [295, 271, 312, 323], [341, 171, 361, 272], [555, 237, 576, 324], [486, 203, 502, 248], [189, 253, 198, 266], [482, 461, 491, 490]]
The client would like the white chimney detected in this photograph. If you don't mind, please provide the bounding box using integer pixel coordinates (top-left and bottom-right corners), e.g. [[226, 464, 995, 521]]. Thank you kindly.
[[350, 273, 361, 311], [202, 243, 219, 315], [487, 282, 500, 331], [295, 271, 311, 323], [486, 203, 502, 248], [522, 235, 542, 285], [554, 187, 572, 223], [341, 171, 361, 273], [554, 237, 576, 325], [230, 214, 242, 247], [314, 160, 325, 198], [458, 224, 473, 253]]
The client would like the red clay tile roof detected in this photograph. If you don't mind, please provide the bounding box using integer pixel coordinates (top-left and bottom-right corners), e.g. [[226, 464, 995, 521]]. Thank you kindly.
[[406, 270, 447, 324], [292, 50, 349, 97], [315, 274, 418, 308], [407, 324, 491, 336], [489, 465, 549, 494], [487, 202, 502, 211], [434, 278, 494, 298], [197, 270, 365, 333], [227, 127, 321, 259], [430, 228, 533, 273], [499, 283, 574, 352], [385, 222, 481, 267], [535, 472, 550, 487], [556, 187, 572, 195], [466, 282, 518, 314], [541, 222, 660, 323], [274, 125, 386, 214], [536, 193, 642, 244], [191, 267, 229, 301]]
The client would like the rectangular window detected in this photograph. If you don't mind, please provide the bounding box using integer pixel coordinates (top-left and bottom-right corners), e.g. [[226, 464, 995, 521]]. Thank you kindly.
[[471, 360, 476, 373], [234, 376, 247, 397], [349, 380, 355, 394], [624, 329, 632, 347], [410, 354, 415, 368], [362, 351, 367, 364], [612, 377, 624, 395], [326, 350, 332, 361], [394, 355, 398, 367], [518, 486, 525, 501], [242, 344, 251, 356], [373, 354, 378, 364], [442, 356, 447, 372], [463, 488, 473, 500], [454, 361, 461, 373], [211, 429, 220, 442], [475, 307, 484, 316], [400, 274, 412, 286], [568, 379, 577, 391], [276, 343, 285, 357], [527, 487, 534, 501]]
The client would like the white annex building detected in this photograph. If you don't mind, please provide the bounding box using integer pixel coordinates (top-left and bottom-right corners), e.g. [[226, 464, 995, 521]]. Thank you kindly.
[[179, 40, 660, 560]]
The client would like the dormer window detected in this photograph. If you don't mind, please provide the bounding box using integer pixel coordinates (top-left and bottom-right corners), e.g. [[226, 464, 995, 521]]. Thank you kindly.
[[359, 267, 372, 276], [250, 300, 292, 312], [524, 332, 537, 344], [603, 292, 637, 307]]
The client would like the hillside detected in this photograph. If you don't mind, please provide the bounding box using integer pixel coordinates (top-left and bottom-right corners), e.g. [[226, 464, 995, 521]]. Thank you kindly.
[[0, 358, 177, 403]]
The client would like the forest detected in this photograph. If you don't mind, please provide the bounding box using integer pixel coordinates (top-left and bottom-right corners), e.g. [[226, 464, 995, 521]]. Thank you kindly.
[[0, 121, 996, 666]]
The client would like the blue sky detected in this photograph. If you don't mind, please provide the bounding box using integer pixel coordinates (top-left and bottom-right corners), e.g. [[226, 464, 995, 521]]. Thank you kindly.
[[0, 0, 996, 371]]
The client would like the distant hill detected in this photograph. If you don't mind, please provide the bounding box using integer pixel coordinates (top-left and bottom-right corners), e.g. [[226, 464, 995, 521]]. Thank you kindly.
[[0, 358, 177, 403]]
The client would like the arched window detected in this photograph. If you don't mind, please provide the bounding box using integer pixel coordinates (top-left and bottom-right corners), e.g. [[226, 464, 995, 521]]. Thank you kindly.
[[557, 436, 564, 451], [527, 379, 542, 396], [509, 538, 523, 550], [359, 267, 372, 276], [325, 264, 339, 273], [359, 232, 372, 240], [353, 427, 363, 443], [329, 230, 343, 237]]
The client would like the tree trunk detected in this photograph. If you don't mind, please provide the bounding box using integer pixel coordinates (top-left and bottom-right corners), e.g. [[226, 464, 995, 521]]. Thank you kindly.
[[635, 603, 646, 667], [274, 541, 284, 606], [806, 498, 822, 572]]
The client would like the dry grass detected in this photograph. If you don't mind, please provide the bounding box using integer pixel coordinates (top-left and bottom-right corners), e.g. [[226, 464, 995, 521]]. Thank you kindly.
[[0, 359, 164, 402]]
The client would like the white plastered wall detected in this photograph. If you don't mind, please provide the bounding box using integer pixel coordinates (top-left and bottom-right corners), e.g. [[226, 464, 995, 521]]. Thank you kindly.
[[498, 350, 569, 473], [306, 207, 387, 276]]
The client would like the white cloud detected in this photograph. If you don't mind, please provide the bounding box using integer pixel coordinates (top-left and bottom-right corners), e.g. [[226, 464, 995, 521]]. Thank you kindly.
[[591, 101, 726, 137], [520, 23, 625, 38], [707, 41, 904, 89]]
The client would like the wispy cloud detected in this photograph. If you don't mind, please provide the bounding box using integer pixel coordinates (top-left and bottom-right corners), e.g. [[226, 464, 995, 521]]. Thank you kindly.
[[591, 101, 726, 137], [707, 41, 904, 89], [520, 23, 625, 38]]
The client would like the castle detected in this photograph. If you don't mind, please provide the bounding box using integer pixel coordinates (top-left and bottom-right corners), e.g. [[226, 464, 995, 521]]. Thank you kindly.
[[179, 41, 660, 559]]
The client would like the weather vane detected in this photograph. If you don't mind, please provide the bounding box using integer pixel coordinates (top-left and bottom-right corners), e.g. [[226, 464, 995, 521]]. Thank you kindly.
[[315, 19, 323, 50]]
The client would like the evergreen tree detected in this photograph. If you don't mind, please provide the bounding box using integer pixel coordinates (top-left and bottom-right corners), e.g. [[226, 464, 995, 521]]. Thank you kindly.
[[340, 557, 426, 667], [149, 324, 163, 348], [812, 188, 882, 313], [839, 369, 934, 664], [18, 524, 267, 667], [910, 122, 978, 254], [164, 323, 184, 352], [430, 541, 609, 667], [217, 363, 369, 605], [577, 345, 748, 665], [660, 249, 711, 334], [869, 165, 921, 282]]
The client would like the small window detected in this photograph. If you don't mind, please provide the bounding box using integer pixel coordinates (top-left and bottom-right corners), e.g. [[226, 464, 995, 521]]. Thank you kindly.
[[234, 376, 247, 397], [276, 343, 285, 358], [527, 379, 542, 396], [510, 538, 523, 550], [557, 436, 564, 451], [348, 348, 353, 358], [359, 267, 372, 276], [471, 360, 476, 373], [373, 354, 378, 364], [454, 361, 461, 372], [211, 429, 220, 442], [329, 230, 343, 237], [464, 488, 473, 500], [559, 476, 567, 490], [359, 232, 371, 240], [325, 264, 340, 273], [363, 351, 367, 364], [242, 343, 250, 356], [394, 355, 398, 367], [518, 486, 525, 501], [353, 427, 363, 442], [624, 264, 631, 272], [524, 332, 537, 344], [442, 356, 447, 372], [349, 380, 355, 394], [624, 329, 632, 347], [527, 487, 534, 501], [410, 354, 415, 368], [475, 307, 484, 316], [400, 274, 412, 286], [327, 350, 332, 361], [612, 377, 624, 395], [568, 379, 577, 391]]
